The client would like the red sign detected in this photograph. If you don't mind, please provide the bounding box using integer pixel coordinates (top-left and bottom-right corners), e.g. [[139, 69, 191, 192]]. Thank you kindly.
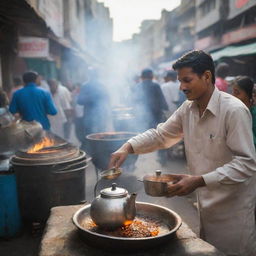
[[235, 0, 249, 8], [18, 37, 49, 58], [221, 24, 256, 45]]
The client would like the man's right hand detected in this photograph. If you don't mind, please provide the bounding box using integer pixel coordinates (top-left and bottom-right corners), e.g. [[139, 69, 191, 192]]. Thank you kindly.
[[108, 142, 134, 168]]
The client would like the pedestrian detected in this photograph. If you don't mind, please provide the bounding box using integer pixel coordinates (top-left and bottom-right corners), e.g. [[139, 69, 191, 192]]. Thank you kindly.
[[48, 79, 72, 139], [77, 68, 110, 151], [215, 62, 230, 92], [132, 68, 168, 131], [109, 50, 256, 256], [59, 82, 73, 140], [232, 76, 256, 148], [161, 70, 180, 118], [9, 77, 23, 101], [9, 71, 57, 130]]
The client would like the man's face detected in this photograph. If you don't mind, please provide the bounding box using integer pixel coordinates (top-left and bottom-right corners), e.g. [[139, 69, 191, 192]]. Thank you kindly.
[[177, 67, 209, 101]]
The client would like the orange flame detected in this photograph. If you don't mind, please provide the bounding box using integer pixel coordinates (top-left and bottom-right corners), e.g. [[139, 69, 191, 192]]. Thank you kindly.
[[150, 230, 159, 236], [27, 137, 55, 153], [123, 220, 133, 226]]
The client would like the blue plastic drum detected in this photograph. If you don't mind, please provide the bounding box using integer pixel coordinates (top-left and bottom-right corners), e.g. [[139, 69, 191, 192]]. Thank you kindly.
[[0, 170, 22, 238]]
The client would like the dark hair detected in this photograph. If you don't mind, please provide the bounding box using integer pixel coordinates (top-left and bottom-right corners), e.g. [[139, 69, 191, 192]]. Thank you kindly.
[[164, 70, 177, 80], [141, 68, 153, 79], [234, 76, 254, 99], [172, 50, 215, 84], [0, 89, 8, 108], [13, 77, 22, 86], [22, 71, 38, 84], [216, 63, 229, 79]]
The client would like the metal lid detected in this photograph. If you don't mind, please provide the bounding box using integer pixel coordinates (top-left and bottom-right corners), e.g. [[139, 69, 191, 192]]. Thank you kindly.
[[100, 183, 128, 198]]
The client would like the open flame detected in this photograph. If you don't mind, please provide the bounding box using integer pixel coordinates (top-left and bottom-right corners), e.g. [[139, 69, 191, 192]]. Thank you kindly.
[[123, 220, 133, 226], [27, 136, 55, 153]]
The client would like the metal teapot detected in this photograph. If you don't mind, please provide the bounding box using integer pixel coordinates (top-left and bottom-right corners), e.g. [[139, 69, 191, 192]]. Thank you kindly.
[[90, 183, 137, 229]]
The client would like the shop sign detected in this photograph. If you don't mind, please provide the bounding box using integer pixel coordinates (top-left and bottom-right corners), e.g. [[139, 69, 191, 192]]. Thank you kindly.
[[221, 24, 256, 45], [228, 0, 255, 19], [18, 37, 49, 58], [38, 0, 63, 37], [195, 36, 214, 50]]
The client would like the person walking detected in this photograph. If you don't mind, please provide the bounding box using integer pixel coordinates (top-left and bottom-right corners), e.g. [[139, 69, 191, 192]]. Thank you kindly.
[[132, 68, 168, 131], [215, 62, 230, 92], [48, 79, 72, 139], [9, 71, 57, 130], [161, 70, 180, 118], [77, 69, 110, 150], [109, 50, 256, 256]]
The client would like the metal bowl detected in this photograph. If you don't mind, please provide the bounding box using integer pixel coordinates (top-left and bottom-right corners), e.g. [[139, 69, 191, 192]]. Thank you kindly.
[[72, 202, 182, 251]]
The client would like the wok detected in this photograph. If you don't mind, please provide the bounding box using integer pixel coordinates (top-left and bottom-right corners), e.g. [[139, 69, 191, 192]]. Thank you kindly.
[[73, 201, 182, 251]]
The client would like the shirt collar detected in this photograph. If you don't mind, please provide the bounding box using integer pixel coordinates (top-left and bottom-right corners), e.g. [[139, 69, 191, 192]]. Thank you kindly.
[[26, 82, 37, 87], [189, 87, 219, 116]]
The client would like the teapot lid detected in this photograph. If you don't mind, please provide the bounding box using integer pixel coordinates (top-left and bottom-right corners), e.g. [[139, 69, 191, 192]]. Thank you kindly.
[[100, 183, 128, 198]]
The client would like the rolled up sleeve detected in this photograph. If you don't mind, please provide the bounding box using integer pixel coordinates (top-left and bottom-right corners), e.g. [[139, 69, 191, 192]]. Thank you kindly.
[[128, 107, 184, 154]]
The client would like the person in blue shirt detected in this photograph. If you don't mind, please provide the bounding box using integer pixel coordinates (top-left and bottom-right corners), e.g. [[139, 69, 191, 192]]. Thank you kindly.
[[9, 71, 57, 130]]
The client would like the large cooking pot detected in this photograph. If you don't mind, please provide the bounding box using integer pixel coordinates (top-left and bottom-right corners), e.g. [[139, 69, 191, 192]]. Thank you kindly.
[[85, 132, 138, 171], [73, 202, 182, 251]]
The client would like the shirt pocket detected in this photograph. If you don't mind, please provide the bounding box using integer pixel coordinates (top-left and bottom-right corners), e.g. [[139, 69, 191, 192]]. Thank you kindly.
[[203, 135, 226, 161]]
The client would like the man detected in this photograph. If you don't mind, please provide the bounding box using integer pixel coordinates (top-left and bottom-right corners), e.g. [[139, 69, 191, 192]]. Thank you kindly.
[[77, 68, 110, 150], [215, 62, 230, 92], [9, 71, 57, 130], [9, 77, 23, 101], [48, 79, 72, 139], [109, 50, 256, 256], [161, 70, 180, 117], [132, 68, 168, 131]]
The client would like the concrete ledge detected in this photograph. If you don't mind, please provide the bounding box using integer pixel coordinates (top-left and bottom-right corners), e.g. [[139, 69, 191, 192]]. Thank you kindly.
[[39, 205, 224, 256]]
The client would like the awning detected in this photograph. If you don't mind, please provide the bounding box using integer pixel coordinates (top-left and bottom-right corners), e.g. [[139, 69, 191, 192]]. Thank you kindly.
[[211, 42, 256, 61]]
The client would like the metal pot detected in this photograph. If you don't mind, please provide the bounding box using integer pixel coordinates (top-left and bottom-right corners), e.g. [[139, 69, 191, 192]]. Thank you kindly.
[[85, 132, 138, 171], [141, 170, 174, 197], [90, 183, 137, 229]]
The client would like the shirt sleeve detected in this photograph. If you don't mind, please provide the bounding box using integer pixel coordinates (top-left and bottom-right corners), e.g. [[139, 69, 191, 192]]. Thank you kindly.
[[44, 91, 57, 115], [9, 92, 18, 114], [128, 105, 184, 154], [203, 106, 256, 188]]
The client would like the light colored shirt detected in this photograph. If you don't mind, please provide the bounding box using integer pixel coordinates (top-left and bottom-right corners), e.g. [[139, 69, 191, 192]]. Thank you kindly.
[[128, 88, 256, 256], [49, 86, 72, 138], [161, 80, 180, 115]]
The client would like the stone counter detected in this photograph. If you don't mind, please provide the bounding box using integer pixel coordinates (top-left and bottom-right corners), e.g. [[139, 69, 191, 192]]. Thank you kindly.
[[39, 205, 224, 256]]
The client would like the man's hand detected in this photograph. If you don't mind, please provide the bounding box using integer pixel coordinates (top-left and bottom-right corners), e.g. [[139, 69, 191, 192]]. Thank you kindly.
[[167, 174, 205, 197], [108, 142, 134, 168]]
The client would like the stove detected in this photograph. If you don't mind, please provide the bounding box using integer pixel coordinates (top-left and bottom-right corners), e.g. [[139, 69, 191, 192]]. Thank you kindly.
[[11, 134, 89, 223]]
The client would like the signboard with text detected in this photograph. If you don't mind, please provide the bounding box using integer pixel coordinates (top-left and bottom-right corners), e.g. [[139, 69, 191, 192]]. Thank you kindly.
[[18, 37, 49, 58], [228, 0, 256, 19]]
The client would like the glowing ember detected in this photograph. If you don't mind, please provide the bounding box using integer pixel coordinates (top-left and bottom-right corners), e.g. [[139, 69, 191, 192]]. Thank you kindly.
[[82, 216, 161, 238], [27, 137, 55, 153], [123, 220, 133, 226]]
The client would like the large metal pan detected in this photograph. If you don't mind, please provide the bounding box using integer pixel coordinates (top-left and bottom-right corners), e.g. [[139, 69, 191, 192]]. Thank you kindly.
[[72, 201, 182, 251]]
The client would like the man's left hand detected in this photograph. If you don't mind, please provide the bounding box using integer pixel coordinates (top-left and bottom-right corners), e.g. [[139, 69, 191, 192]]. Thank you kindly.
[[167, 174, 205, 197]]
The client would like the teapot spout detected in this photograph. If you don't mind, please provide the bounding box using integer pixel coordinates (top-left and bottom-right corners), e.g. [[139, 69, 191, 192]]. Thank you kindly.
[[125, 193, 137, 220]]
